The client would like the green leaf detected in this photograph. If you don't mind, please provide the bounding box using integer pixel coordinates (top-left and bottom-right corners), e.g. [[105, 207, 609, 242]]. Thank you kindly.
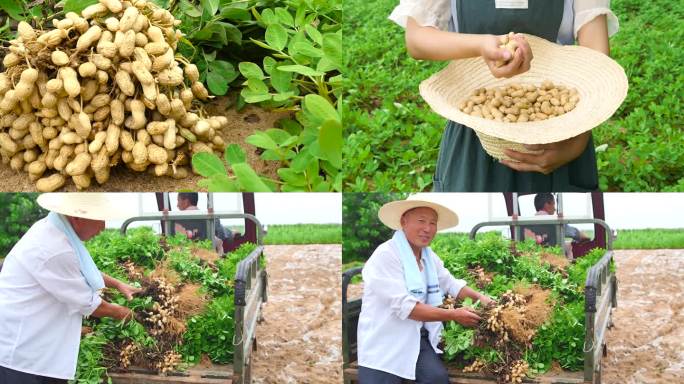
[[238, 62, 265, 80], [245, 132, 278, 150], [201, 0, 219, 16], [220, 22, 242, 45], [262, 57, 277, 75], [318, 119, 342, 168], [292, 42, 323, 58], [274, 8, 294, 26], [247, 78, 269, 93], [271, 68, 293, 94], [207, 71, 228, 95], [249, 38, 277, 51], [304, 94, 340, 124], [273, 92, 295, 102], [232, 164, 272, 192], [265, 129, 293, 145], [304, 24, 323, 45], [260, 8, 277, 25], [192, 152, 226, 177], [294, 5, 306, 26], [62, 0, 98, 14], [207, 174, 240, 192], [241, 89, 272, 103], [277, 168, 307, 187], [224, 144, 246, 164], [291, 149, 315, 172], [277, 65, 324, 77], [316, 57, 338, 73], [220, 6, 251, 21], [322, 33, 343, 70], [265, 24, 288, 51], [184, 6, 203, 18]]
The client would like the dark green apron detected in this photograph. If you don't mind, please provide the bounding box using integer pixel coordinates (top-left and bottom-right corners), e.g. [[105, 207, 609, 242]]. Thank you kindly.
[[433, 0, 598, 192]]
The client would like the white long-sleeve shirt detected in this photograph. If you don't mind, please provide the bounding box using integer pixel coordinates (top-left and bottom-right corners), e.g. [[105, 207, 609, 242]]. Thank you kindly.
[[388, 0, 619, 44], [357, 239, 467, 379], [0, 217, 102, 380]]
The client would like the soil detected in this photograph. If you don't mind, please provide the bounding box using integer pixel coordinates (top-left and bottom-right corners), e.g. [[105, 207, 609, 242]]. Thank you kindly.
[[0, 95, 291, 192], [601, 249, 684, 384], [251, 245, 342, 384]]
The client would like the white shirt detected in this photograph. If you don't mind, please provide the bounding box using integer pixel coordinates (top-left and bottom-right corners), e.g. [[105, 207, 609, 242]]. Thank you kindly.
[[388, 0, 619, 44], [0, 217, 102, 380], [357, 239, 467, 379]]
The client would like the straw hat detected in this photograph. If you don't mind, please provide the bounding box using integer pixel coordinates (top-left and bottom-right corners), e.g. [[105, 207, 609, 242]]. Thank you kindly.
[[37, 193, 137, 220], [419, 34, 628, 160], [378, 193, 459, 231]]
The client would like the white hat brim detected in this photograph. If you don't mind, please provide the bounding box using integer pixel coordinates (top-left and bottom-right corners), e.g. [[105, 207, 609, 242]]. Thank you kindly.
[[419, 34, 628, 145], [37, 193, 137, 221], [378, 199, 459, 231]]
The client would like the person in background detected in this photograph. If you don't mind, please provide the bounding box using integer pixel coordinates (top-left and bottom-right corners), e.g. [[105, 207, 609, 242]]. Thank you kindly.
[[0, 193, 141, 384], [175, 192, 230, 254], [524, 193, 590, 259]]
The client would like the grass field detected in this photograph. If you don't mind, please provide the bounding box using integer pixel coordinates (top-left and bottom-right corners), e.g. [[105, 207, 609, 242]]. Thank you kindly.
[[343, 0, 684, 192], [262, 224, 342, 244]]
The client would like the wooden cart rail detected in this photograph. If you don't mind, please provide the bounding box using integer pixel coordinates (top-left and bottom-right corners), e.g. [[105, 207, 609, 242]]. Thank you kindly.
[[343, 217, 617, 384]]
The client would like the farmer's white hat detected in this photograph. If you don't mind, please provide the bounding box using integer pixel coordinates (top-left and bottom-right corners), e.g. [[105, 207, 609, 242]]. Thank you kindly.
[[37, 193, 137, 220], [419, 34, 628, 160], [378, 193, 459, 231]]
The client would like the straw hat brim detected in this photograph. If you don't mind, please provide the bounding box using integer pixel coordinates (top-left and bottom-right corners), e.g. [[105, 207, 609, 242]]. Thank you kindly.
[[378, 199, 459, 231], [37, 193, 137, 221], [419, 34, 628, 144]]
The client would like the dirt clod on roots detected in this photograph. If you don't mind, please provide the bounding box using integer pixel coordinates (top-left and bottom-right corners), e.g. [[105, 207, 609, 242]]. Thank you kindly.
[[468, 284, 554, 384]]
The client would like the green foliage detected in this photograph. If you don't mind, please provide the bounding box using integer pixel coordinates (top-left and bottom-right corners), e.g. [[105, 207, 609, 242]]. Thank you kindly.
[[343, 0, 683, 191], [70, 333, 110, 384], [180, 295, 236, 364], [0, 193, 47, 257], [341, 192, 406, 263], [193, 144, 275, 192], [526, 301, 585, 372], [434, 234, 609, 373], [612, 228, 684, 249], [86, 227, 164, 272], [593, 0, 684, 191], [263, 224, 341, 244]]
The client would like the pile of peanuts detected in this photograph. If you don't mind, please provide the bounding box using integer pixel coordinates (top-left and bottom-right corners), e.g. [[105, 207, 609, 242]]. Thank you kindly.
[[458, 80, 580, 123], [0, 0, 229, 191]]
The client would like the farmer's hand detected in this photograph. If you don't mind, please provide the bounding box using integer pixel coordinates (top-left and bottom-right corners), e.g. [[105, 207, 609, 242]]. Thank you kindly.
[[117, 282, 142, 300], [112, 304, 134, 322], [480, 34, 533, 78], [479, 295, 496, 308], [450, 307, 482, 327], [501, 132, 590, 174]]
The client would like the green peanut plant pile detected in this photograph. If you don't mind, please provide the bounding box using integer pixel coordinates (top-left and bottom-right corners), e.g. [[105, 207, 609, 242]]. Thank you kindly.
[[72, 227, 257, 383], [432, 233, 610, 383], [0, 0, 229, 191]]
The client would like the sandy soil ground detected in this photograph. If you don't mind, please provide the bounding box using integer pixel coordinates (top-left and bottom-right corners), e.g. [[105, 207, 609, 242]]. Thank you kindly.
[[602, 249, 684, 384], [252, 245, 342, 384], [0, 96, 290, 191]]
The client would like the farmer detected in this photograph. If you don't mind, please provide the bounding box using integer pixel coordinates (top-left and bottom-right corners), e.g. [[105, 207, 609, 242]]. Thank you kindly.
[[524, 193, 589, 259], [357, 194, 494, 383], [175, 192, 230, 254], [389, 0, 619, 191], [0, 193, 141, 384]]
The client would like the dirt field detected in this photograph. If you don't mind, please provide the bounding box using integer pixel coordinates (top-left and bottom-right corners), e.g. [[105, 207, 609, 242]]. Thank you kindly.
[[602, 249, 684, 383], [252, 245, 342, 384], [0, 96, 290, 192]]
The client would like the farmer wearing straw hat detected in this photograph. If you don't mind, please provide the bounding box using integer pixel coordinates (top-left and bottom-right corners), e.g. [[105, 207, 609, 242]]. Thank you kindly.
[[389, 0, 619, 191], [0, 193, 142, 384], [357, 194, 494, 383]]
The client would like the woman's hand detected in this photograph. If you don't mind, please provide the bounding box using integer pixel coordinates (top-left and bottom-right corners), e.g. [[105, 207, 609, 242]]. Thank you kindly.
[[501, 132, 591, 174], [450, 307, 482, 327], [117, 282, 142, 300], [480, 34, 533, 78]]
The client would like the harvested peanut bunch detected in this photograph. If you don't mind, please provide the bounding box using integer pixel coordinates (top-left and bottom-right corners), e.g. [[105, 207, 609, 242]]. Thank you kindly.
[[463, 358, 487, 373], [458, 80, 580, 122], [0, 0, 229, 191], [504, 360, 529, 384], [438, 295, 458, 310]]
